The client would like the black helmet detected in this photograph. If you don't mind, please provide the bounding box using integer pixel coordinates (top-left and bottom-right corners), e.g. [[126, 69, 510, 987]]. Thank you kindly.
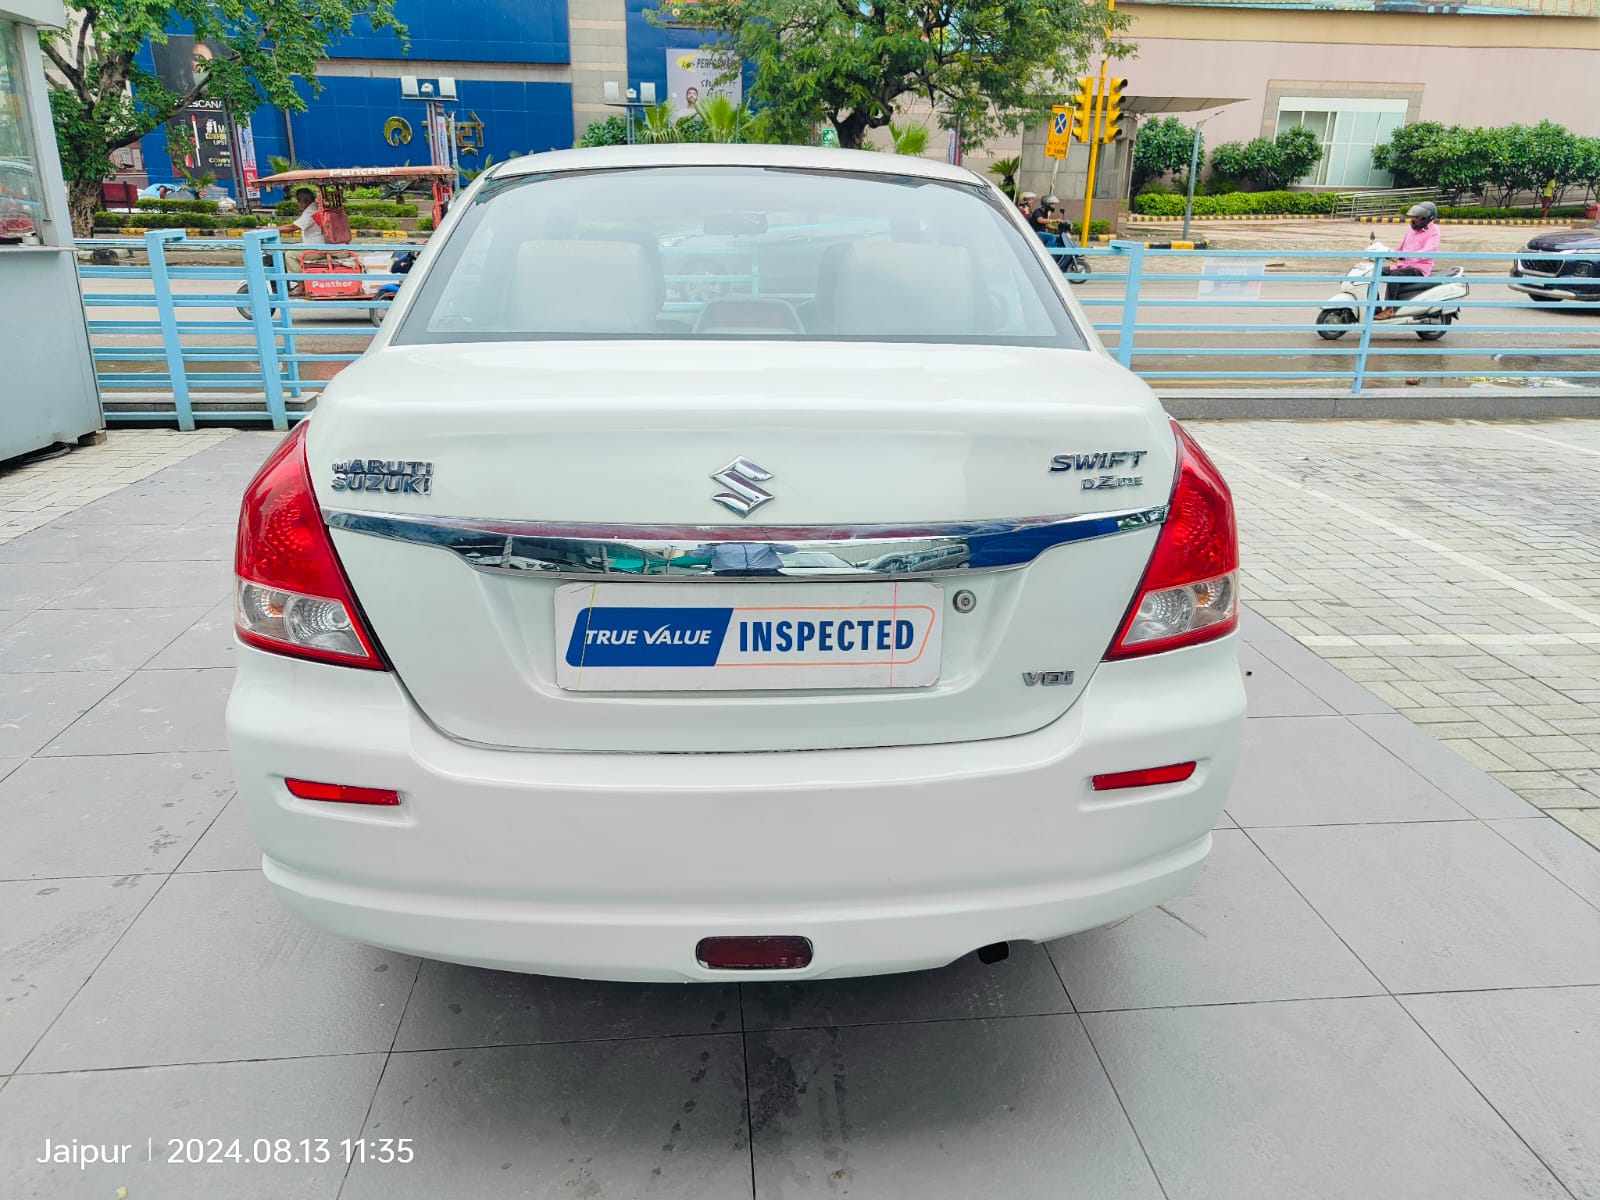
[[1406, 201, 1437, 225]]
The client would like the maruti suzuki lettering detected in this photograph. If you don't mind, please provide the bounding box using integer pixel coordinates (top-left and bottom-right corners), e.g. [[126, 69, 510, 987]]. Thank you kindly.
[[226, 145, 1246, 982]]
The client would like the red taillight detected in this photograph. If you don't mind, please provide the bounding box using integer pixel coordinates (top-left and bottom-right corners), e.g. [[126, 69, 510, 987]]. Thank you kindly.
[[285, 778, 401, 806], [235, 423, 386, 670], [695, 936, 814, 971], [1106, 420, 1239, 660], [1092, 762, 1198, 791]]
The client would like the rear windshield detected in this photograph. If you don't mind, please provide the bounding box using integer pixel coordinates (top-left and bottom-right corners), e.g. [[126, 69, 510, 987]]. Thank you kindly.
[[391, 165, 1082, 348]]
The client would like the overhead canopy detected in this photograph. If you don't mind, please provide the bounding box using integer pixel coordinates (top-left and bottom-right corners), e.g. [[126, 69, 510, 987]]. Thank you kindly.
[[254, 165, 456, 186], [1125, 97, 1248, 114]]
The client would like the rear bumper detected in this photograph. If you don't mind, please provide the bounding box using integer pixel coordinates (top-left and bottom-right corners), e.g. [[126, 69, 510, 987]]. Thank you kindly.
[[226, 636, 1244, 982]]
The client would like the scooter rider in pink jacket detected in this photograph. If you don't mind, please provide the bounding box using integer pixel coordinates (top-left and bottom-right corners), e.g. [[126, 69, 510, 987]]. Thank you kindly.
[[1375, 201, 1440, 319]]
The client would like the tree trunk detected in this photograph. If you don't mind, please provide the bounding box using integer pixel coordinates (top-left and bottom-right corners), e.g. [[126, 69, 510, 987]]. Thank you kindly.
[[68, 176, 104, 239], [834, 111, 870, 150]]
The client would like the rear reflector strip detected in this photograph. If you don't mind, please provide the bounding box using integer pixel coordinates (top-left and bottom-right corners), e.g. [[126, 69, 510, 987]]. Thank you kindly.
[[285, 778, 401, 806], [696, 936, 814, 971], [1091, 762, 1197, 792]]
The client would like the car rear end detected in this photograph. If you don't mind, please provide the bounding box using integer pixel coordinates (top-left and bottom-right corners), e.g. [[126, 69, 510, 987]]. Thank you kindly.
[[225, 146, 1245, 982]]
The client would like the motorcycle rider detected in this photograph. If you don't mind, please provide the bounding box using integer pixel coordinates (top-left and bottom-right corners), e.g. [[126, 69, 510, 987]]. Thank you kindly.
[[1029, 195, 1058, 233], [1374, 201, 1440, 319]]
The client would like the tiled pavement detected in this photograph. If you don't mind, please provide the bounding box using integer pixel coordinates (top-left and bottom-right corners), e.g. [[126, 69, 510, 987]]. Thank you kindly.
[[0, 431, 1598, 1198], [1191, 419, 1600, 848], [0, 429, 235, 544]]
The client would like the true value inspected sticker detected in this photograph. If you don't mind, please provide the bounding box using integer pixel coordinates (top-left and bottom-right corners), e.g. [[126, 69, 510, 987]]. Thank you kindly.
[[554, 582, 943, 692]]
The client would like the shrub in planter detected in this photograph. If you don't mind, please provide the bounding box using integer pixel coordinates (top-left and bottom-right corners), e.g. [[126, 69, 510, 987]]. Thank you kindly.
[[135, 197, 220, 213]]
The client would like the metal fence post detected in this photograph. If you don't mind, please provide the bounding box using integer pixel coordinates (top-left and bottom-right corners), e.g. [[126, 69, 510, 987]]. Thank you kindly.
[[242, 230, 289, 429], [268, 238, 305, 401], [1349, 243, 1385, 396], [144, 229, 194, 431], [1111, 240, 1144, 369]]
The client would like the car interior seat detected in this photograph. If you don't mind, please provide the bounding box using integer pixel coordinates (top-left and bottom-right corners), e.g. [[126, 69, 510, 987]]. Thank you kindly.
[[509, 240, 659, 333], [824, 244, 978, 337]]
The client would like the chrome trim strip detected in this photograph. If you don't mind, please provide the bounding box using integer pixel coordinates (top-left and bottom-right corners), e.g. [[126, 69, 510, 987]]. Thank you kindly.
[[324, 506, 1168, 580]]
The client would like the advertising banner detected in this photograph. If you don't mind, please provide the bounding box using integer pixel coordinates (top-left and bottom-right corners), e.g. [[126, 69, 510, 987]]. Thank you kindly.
[[666, 50, 742, 117]]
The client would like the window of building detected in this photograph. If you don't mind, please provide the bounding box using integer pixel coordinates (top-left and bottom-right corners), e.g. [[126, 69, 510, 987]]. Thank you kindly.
[[1275, 98, 1408, 189], [0, 18, 45, 244]]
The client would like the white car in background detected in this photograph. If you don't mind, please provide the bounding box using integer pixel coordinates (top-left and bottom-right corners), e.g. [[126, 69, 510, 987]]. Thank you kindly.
[[227, 144, 1244, 983]]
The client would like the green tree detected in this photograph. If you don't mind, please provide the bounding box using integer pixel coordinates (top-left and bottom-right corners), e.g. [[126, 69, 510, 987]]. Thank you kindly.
[[41, 0, 405, 236], [693, 94, 747, 143], [656, 0, 1130, 151], [1572, 135, 1600, 205], [1370, 120, 1446, 188], [1132, 116, 1199, 192], [1207, 126, 1321, 192]]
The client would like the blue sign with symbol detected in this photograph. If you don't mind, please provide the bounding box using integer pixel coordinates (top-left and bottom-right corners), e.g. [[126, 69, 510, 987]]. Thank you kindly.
[[1054, 113, 1069, 134]]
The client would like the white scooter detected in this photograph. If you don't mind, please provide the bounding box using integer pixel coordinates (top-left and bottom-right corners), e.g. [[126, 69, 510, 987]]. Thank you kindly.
[[1316, 239, 1468, 342]]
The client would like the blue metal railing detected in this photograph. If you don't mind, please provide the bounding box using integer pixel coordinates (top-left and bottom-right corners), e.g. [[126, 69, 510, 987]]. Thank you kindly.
[[75, 231, 1600, 427]]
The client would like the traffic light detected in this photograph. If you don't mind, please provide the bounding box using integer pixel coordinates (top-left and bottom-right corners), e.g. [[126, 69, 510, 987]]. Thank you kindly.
[[1069, 76, 1094, 143], [1101, 77, 1127, 143]]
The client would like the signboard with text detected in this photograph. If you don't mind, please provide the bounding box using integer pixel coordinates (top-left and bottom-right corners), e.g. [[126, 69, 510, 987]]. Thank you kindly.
[[1045, 107, 1072, 160]]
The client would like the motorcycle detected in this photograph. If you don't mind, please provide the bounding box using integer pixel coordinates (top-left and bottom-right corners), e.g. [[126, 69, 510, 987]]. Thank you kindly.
[[1036, 228, 1091, 283], [368, 250, 417, 327], [1316, 240, 1468, 341]]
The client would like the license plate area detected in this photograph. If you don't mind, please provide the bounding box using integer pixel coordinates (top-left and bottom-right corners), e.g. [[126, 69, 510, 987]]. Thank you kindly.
[[554, 582, 943, 692]]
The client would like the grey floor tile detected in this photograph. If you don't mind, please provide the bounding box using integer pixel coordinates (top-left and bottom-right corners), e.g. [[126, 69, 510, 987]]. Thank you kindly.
[[0, 876, 154, 1074], [0, 605, 209, 672], [341, 1037, 752, 1200], [1401, 986, 1600, 1200], [21, 871, 415, 1072], [176, 794, 260, 873], [742, 942, 1071, 1033], [1490, 817, 1600, 911], [0, 671, 127, 758], [1050, 829, 1380, 1011], [1085, 997, 1566, 1200], [1228, 716, 1471, 827], [144, 599, 238, 670], [1252, 635, 1395, 715], [0, 609, 29, 632], [0, 752, 235, 880], [47, 558, 231, 610], [1253, 822, 1600, 992], [0, 523, 161, 564], [0, 561, 101, 609], [1240, 646, 1334, 717], [1352, 713, 1540, 819], [125, 522, 238, 562], [68, 493, 214, 527], [394, 961, 739, 1051], [748, 1016, 1161, 1199], [40, 667, 232, 756], [1214, 809, 1236, 829], [0, 758, 19, 783], [1238, 606, 1294, 644], [0, 1054, 385, 1200]]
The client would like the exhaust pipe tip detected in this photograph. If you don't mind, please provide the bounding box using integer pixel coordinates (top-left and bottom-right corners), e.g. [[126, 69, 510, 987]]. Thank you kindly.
[[976, 941, 1010, 965]]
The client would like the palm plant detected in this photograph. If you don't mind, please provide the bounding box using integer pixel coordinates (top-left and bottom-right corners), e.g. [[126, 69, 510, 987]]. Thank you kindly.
[[638, 102, 681, 145], [989, 156, 1022, 201], [890, 121, 930, 156], [694, 95, 745, 144]]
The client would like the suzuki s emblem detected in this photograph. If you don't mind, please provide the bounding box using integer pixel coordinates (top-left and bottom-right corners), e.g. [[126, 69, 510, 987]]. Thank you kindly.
[[711, 457, 774, 517]]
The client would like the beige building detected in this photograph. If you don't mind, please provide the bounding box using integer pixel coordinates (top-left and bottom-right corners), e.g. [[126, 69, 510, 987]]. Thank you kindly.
[[880, 1, 1600, 207]]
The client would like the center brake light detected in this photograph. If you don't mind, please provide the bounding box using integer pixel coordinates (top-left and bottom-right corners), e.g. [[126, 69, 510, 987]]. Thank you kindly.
[[235, 423, 387, 670], [1106, 420, 1239, 660]]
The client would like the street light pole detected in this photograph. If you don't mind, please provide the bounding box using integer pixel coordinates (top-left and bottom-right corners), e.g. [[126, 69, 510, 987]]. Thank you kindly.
[[1181, 111, 1223, 243]]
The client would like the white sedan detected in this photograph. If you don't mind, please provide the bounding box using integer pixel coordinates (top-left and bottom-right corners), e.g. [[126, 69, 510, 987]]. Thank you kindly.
[[226, 144, 1244, 982]]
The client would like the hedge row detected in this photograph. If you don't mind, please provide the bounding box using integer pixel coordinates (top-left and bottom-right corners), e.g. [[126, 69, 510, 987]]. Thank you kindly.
[[95, 211, 266, 230], [135, 198, 220, 213], [1132, 190, 1338, 217], [271, 199, 418, 218], [1436, 204, 1590, 219]]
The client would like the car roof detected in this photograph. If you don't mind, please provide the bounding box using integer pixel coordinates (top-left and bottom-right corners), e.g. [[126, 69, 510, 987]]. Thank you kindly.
[[490, 143, 984, 187]]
